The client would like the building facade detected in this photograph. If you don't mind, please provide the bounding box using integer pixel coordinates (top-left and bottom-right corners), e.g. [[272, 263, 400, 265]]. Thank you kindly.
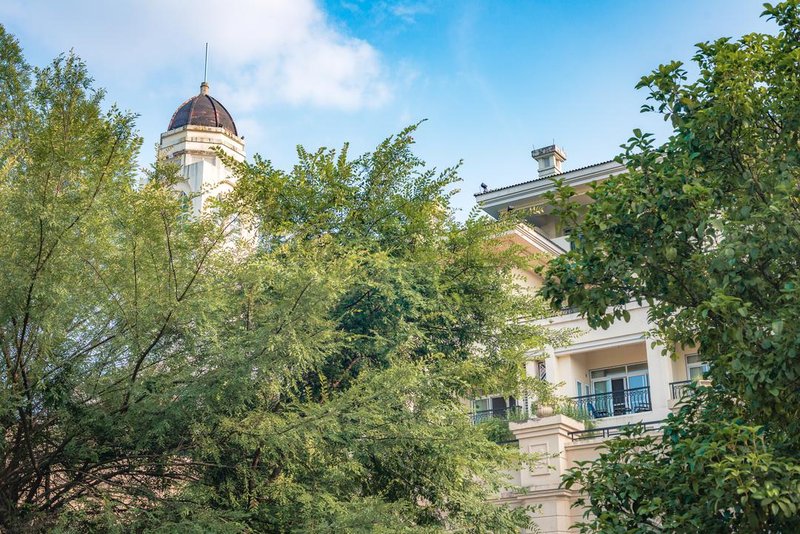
[[474, 146, 705, 533]]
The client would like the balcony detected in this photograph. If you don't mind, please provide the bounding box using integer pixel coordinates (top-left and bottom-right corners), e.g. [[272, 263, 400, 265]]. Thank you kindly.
[[670, 380, 692, 400], [570, 386, 652, 419], [670, 379, 712, 402], [568, 419, 664, 441], [470, 404, 527, 424]]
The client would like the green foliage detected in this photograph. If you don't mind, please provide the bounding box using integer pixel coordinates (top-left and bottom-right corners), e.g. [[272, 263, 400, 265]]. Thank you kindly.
[[552, 401, 593, 429], [0, 27, 561, 532], [476, 417, 516, 444], [171, 125, 560, 533], [542, 2, 800, 531], [563, 386, 800, 532]]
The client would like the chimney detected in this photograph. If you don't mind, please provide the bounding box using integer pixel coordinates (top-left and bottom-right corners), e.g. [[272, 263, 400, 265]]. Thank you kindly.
[[531, 144, 567, 178]]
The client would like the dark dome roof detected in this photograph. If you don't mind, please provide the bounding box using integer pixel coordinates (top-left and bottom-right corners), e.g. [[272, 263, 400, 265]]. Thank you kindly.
[[168, 82, 238, 136]]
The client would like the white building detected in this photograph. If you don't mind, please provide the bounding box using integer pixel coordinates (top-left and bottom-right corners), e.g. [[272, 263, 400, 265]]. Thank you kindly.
[[474, 145, 707, 534], [159, 81, 245, 214]]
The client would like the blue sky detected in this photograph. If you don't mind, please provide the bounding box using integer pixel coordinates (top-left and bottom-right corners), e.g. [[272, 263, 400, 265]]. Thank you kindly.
[[0, 0, 774, 216]]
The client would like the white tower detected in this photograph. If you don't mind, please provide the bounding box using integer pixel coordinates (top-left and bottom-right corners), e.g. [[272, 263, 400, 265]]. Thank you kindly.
[[159, 81, 246, 214]]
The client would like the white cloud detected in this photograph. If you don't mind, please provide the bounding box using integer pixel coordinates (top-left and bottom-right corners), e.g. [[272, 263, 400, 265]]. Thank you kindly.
[[0, 0, 391, 111], [389, 2, 433, 24]]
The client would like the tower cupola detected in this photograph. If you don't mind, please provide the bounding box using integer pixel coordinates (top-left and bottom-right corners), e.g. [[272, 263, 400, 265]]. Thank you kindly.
[[167, 82, 238, 136], [158, 80, 246, 215]]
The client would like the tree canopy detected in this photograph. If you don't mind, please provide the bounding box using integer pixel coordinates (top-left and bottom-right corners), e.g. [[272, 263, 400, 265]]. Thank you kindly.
[[0, 26, 564, 533], [542, 2, 800, 531]]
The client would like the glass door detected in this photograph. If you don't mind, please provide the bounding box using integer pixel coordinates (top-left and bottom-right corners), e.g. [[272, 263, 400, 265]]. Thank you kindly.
[[627, 374, 649, 412], [472, 398, 490, 413], [590, 363, 651, 417], [627, 374, 648, 389], [610, 378, 626, 415], [592, 379, 612, 416]]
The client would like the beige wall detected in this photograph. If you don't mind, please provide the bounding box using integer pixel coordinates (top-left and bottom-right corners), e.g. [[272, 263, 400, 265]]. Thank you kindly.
[[506, 414, 665, 533], [512, 266, 544, 291], [551, 350, 646, 398], [670, 346, 700, 383]]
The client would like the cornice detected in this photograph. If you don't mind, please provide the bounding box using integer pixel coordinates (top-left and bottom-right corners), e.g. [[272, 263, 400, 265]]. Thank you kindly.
[[476, 160, 626, 217]]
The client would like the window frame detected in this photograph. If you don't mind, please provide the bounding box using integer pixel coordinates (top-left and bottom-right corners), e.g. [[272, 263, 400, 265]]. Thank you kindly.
[[686, 353, 710, 380], [589, 362, 650, 393]]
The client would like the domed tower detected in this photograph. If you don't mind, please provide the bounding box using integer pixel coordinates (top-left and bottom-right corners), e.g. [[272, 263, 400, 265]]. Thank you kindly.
[[160, 81, 245, 213]]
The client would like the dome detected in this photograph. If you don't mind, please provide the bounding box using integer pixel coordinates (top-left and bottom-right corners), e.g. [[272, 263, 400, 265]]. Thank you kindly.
[[167, 82, 238, 136]]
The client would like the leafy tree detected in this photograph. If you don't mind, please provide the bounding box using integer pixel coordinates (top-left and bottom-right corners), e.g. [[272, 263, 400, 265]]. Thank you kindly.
[[0, 27, 564, 532], [154, 128, 566, 533], [0, 27, 236, 531], [542, 2, 800, 531]]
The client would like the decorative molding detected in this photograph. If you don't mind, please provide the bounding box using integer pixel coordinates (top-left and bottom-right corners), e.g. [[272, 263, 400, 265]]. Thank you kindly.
[[160, 124, 245, 144], [507, 223, 566, 256], [554, 332, 645, 356], [528, 443, 550, 476], [476, 160, 626, 217]]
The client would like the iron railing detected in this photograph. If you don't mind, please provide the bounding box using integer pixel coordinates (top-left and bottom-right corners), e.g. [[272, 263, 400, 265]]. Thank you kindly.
[[470, 405, 527, 424], [568, 419, 664, 441], [670, 380, 692, 400], [570, 386, 652, 419]]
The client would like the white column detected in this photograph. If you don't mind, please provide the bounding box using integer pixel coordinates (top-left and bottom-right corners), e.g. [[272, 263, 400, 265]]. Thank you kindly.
[[644, 337, 674, 418], [525, 347, 558, 414], [544, 347, 557, 382]]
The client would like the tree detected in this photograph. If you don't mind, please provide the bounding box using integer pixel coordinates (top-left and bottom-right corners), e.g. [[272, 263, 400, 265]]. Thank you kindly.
[[0, 27, 236, 531], [0, 27, 563, 532], [541, 2, 800, 531], [148, 128, 566, 533]]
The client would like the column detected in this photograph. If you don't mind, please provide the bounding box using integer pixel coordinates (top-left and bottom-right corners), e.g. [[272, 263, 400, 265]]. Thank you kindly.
[[644, 336, 674, 418]]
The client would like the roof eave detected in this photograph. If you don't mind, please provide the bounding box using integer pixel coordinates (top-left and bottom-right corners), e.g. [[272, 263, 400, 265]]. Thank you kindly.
[[475, 160, 626, 218]]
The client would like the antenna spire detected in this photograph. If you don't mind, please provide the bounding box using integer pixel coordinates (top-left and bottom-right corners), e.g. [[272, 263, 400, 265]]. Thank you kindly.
[[203, 43, 209, 83], [200, 43, 210, 95]]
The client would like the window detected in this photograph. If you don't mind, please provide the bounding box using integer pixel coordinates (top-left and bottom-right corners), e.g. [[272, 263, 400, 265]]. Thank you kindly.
[[561, 227, 578, 251], [536, 360, 547, 381], [589, 363, 649, 390], [686, 354, 710, 380], [179, 191, 191, 210], [178, 191, 192, 222], [472, 398, 491, 412]]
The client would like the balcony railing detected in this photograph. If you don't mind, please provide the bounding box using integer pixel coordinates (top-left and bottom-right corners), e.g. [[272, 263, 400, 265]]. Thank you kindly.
[[470, 405, 527, 424], [670, 380, 692, 400], [568, 419, 664, 441], [670, 379, 713, 400], [570, 386, 652, 419]]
